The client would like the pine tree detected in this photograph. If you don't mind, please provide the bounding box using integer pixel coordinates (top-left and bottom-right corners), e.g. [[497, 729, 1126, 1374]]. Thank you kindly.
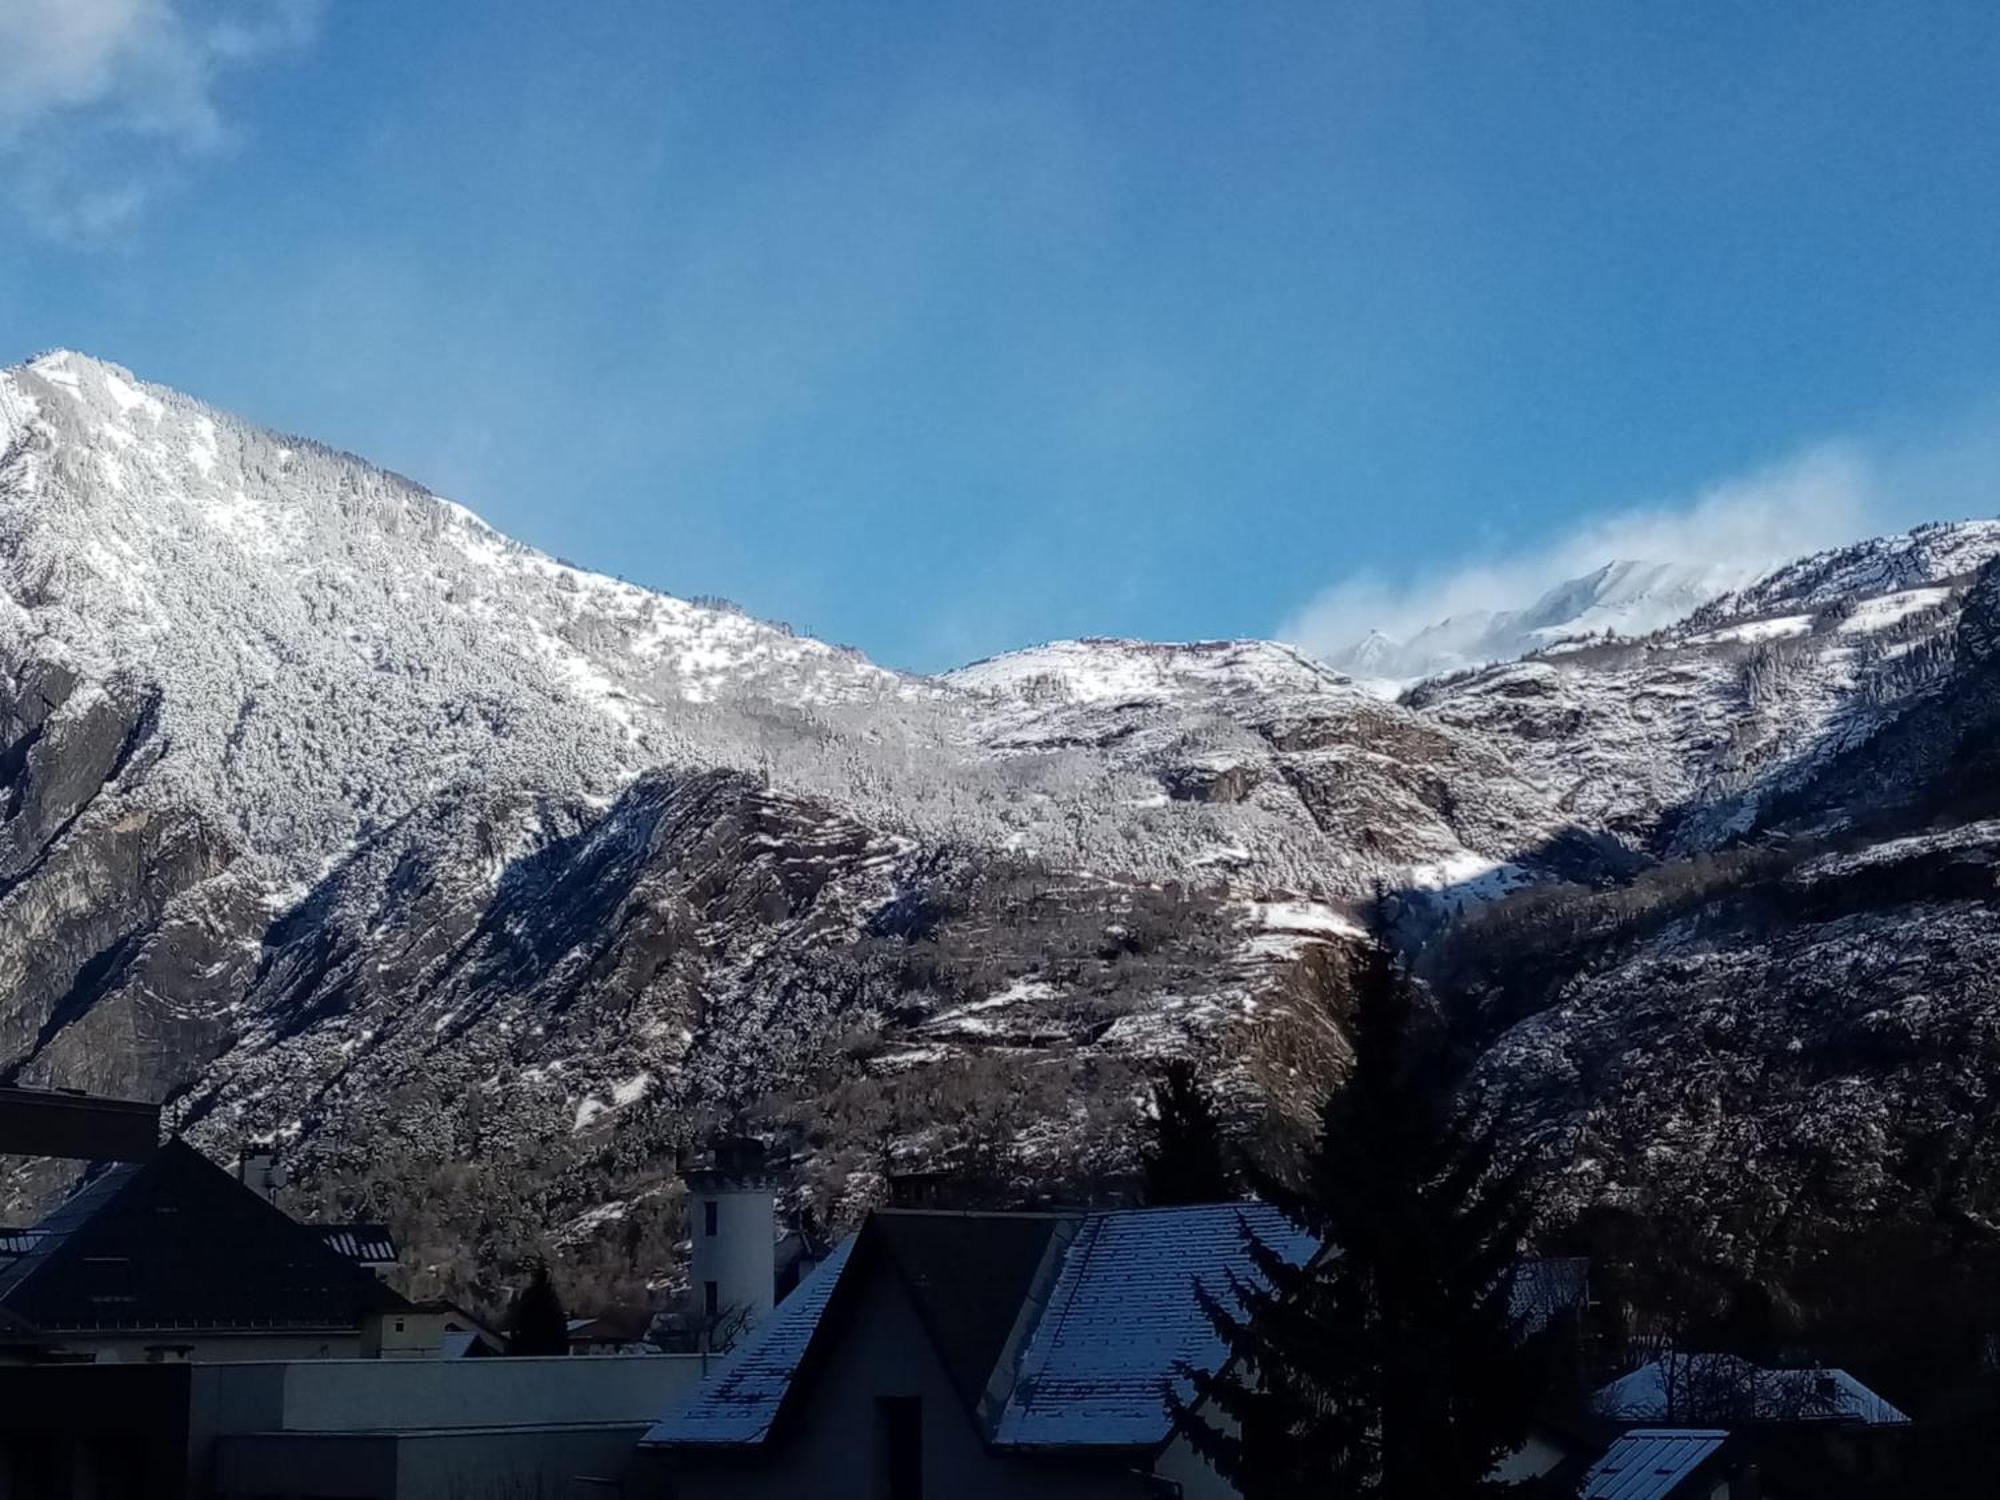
[[1171, 938, 1545, 1498], [1141, 1058, 1236, 1206], [508, 1261, 570, 1356]]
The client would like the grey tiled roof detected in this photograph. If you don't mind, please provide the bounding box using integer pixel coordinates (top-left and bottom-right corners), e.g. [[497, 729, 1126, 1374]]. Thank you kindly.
[[1579, 1429, 1729, 1499], [992, 1202, 1314, 1449], [644, 1235, 855, 1445]]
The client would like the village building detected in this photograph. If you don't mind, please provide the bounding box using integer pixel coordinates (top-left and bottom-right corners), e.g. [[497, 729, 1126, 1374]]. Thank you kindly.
[[641, 1201, 1315, 1500], [0, 1135, 414, 1365]]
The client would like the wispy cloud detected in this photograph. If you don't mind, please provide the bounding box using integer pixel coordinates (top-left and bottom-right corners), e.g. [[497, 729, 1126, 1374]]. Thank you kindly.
[[0, 0, 320, 242], [1278, 440, 1888, 658]]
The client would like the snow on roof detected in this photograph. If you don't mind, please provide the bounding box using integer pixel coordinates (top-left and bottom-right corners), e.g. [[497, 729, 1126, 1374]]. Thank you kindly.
[[642, 1235, 855, 1446], [312, 1223, 398, 1265], [991, 1201, 1315, 1450], [1595, 1355, 1909, 1426], [1579, 1429, 1729, 1500], [647, 1202, 1315, 1453]]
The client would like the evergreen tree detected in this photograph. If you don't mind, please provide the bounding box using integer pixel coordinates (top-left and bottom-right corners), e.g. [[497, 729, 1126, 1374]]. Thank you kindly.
[[1171, 938, 1545, 1498], [1141, 1058, 1235, 1205], [508, 1261, 570, 1356]]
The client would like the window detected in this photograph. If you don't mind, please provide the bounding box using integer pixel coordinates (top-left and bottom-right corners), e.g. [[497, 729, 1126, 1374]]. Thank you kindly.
[[876, 1396, 921, 1500], [704, 1281, 719, 1318], [704, 1200, 718, 1237]]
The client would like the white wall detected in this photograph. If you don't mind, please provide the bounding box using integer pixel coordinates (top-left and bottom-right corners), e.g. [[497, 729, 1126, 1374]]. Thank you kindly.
[[688, 1186, 775, 1336]]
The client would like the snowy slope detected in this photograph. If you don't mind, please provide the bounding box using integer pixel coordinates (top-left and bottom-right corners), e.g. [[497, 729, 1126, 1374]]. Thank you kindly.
[[1321, 558, 1762, 685], [7, 348, 2000, 1298]]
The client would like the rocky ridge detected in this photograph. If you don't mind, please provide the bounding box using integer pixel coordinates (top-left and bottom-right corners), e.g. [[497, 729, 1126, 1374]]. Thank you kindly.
[[3, 350, 1999, 1302]]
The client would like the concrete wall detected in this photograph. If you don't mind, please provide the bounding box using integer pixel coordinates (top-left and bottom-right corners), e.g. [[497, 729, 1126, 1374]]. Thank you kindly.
[[193, 1356, 703, 1499], [648, 1265, 1156, 1500], [214, 1425, 646, 1499], [194, 1354, 702, 1434]]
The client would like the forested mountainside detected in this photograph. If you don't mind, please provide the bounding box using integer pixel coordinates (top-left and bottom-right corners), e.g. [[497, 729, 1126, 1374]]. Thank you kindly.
[[3, 348, 1999, 1311]]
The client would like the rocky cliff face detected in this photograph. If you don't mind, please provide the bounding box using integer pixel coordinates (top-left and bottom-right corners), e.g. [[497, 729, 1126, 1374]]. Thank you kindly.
[[3, 349, 1999, 1303]]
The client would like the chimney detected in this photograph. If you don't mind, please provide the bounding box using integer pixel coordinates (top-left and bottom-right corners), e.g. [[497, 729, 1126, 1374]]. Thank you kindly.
[[0, 1086, 159, 1162], [238, 1147, 286, 1202], [682, 1135, 776, 1348]]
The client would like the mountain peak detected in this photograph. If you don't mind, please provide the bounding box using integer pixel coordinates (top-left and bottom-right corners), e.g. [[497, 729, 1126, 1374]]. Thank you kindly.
[[1319, 556, 1765, 685]]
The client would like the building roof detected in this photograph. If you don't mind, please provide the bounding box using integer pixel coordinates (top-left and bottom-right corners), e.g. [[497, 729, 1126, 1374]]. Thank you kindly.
[[644, 1201, 1315, 1454], [0, 1139, 409, 1337], [993, 1202, 1313, 1449], [1595, 1355, 1910, 1427], [1578, 1429, 1730, 1500], [312, 1223, 399, 1267], [646, 1235, 855, 1445]]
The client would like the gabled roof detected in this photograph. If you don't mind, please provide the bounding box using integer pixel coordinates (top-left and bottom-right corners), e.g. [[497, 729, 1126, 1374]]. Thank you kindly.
[[646, 1235, 855, 1445], [0, 1139, 409, 1336], [645, 1200, 1315, 1454], [871, 1211, 1068, 1414], [1579, 1429, 1730, 1500], [993, 1202, 1314, 1450]]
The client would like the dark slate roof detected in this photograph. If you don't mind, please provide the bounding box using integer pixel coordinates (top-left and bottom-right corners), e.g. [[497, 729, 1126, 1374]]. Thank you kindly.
[[1579, 1429, 1729, 1500], [647, 1201, 1315, 1453], [0, 1139, 409, 1336], [870, 1211, 1068, 1413]]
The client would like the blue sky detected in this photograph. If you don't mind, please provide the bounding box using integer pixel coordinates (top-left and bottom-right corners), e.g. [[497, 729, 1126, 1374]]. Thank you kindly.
[[2, 2, 1998, 671]]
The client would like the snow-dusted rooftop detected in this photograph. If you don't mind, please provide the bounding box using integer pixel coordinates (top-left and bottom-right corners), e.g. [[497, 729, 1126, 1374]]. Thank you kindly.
[[644, 1201, 1315, 1453], [643, 1235, 854, 1445], [994, 1201, 1313, 1449], [1594, 1354, 1909, 1427], [1578, 1429, 1729, 1500]]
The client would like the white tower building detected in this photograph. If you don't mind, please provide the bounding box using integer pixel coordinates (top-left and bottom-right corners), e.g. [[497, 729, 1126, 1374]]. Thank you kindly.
[[684, 1136, 776, 1349]]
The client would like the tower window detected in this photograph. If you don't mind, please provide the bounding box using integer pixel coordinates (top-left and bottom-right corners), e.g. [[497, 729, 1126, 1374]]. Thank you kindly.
[[704, 1200, 718, 1237], [704, 1281, 719, 1318]]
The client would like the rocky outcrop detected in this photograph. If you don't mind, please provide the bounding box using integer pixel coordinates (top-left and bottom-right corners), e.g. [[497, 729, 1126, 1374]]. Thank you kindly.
[[4, 349, 2000, 1298]]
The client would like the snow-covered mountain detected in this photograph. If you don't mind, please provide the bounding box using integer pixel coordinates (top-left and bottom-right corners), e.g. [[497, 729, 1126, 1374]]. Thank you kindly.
[[6, 348, 2000, 1303], [1322, 558, 1764, 685]]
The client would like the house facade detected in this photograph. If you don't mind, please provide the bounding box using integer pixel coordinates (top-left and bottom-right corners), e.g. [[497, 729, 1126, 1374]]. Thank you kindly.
[[0, 1139, 412, 1364], [642, 1203, 1315, 1500]]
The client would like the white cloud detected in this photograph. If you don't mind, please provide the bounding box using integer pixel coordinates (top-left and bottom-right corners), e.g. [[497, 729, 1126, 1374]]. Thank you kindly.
[[1278, 440, 1886, 660], [0, 0, 320, 241]]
